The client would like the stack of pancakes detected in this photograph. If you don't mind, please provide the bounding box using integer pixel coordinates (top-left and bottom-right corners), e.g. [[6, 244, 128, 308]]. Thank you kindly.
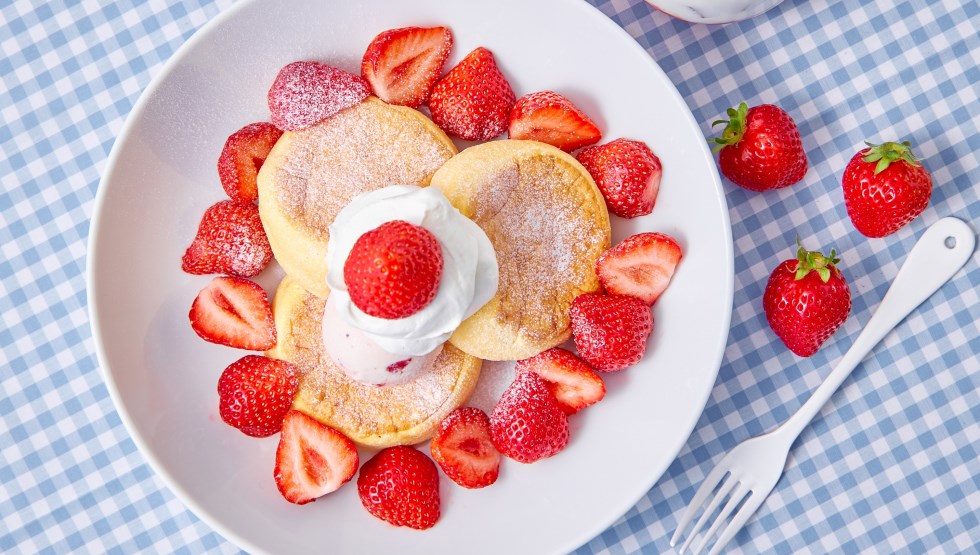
[[258, 97, 610, 447]]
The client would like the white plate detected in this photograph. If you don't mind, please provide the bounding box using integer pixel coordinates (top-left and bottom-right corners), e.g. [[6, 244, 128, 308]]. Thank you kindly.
[[87, 0, 733, 553]]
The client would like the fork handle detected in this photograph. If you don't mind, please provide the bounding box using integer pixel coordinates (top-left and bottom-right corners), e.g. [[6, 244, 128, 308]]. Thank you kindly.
[[774, 217, 975, 443]]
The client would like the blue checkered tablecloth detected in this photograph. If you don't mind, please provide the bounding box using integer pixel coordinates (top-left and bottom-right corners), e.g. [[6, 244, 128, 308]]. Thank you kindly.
[[1, 0, 977, 553]]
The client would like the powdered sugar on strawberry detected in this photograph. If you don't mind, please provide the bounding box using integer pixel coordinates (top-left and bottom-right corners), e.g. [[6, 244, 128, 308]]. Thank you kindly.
[[268, 61, 370, 131]]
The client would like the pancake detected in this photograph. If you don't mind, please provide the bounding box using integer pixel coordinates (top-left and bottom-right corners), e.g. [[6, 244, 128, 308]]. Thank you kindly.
[[266, 275, 482, 448], [256, 97, 457, 298], [429, 140, 611, 361]]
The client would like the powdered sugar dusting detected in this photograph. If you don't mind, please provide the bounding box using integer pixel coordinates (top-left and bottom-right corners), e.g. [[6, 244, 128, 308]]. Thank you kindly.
[[285, 289, 475, 443], [471, 152, 609, 343], [468, 360, 516, 414], [271, 99, 456, 240]]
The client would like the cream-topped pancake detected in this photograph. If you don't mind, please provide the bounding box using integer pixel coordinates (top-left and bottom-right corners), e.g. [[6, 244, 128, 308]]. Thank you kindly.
[[256, 97, 457, 298]]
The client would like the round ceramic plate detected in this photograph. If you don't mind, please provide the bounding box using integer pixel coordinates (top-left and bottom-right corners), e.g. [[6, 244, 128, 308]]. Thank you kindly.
[[88, 0, 733, 553]]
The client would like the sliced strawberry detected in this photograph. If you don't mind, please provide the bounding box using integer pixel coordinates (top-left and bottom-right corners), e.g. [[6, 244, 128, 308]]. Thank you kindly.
[[189, 276, 276, 350], [430, 407, 500, 489], [596, 232, 682, 305], [490, 372, 570, 464], [217, 122, 283, 203], [343, 220, 443, 320], [577, 138, 663, 219], [361, 26, 453, 108], [181, 200, 273, 277], [516, 348, 605, 414], [275, 410, 359, 504], [217, 356, 299, 437], [267, 61, 370, 131], [508, 91, 602, 152], [428, 47, 516, 141], [569, 293, 653, 372], [358, 446, 440, 529]]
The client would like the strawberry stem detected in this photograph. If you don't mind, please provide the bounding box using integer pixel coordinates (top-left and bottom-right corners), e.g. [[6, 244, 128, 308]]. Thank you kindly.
[[709, 102, 749, 153], [794, 235, 840, 283], [862, 140, 920, 174]]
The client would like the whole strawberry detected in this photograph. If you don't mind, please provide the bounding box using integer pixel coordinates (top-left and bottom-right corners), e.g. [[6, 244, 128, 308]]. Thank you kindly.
[[711, 102, 807, 192], [428, 47, 516, 141], [576, 138, 662, 218], [841, 140, 932, 238], [763, 239, 851, 357], [569, 293, 653, 371], [490, 372, 569, 463], [357, 445, 440, 530], [343, 220, 443, 319], [181, 200, 273, 277], [217, 355, 299, 437]]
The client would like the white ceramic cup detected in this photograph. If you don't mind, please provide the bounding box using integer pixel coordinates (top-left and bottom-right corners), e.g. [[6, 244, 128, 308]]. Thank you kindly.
[[645, 0, 786, 23]]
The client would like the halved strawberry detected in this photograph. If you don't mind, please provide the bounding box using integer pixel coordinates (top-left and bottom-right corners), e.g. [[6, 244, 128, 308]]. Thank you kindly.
[[430, 407, 500, 489], [516, 348, 605, 414], [428, 47, 516, 141], [189, 276, 276, 350], [181, 200, 273, 277], [217, 122, 283, 203], [508, 91, 602, 152], [267, 61, 370, 131], [361, 26, 453, 108], [596, 232, 682, 305], [275, 410, 359, 505], [217, 356, 299, 437]]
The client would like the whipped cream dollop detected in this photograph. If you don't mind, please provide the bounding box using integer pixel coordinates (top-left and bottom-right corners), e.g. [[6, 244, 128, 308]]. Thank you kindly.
[[325, 185, 498, 356], [321, 295, 443, 386]]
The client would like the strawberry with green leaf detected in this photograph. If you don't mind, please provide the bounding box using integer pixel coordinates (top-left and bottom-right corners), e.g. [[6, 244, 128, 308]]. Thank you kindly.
[[711, 102, 808, 192], [842, 140, 932, 238], [763, 238, 851, 357]]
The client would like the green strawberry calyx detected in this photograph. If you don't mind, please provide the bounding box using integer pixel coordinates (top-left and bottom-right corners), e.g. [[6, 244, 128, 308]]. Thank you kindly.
[[794, 236, 840, 283], [862, 140, 921, 174], [709, 102, 749, 153]]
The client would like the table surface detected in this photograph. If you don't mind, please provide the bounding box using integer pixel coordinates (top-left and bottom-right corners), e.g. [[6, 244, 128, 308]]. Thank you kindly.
[[2, 0, 978, 553]]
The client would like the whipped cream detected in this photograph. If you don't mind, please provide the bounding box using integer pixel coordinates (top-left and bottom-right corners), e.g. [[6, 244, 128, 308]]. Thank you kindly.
[[325, 185, 498, 356], [321, 295, 442, 386]]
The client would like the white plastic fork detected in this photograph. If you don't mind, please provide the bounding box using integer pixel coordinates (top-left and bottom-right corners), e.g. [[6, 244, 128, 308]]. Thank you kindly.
[[670, 217, 975, 555]]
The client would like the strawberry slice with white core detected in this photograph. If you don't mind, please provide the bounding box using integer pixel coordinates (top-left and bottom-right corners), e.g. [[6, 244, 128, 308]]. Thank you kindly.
[[596, 232, 682, 305], [361, 26, 453, 108], [189, 276, 276, 350], [516, 347, 605, 414], [430, 407, 500, 489], [275, 410, 359, 505], [217, 122, 283, 203], [508, 91, 602, 152]]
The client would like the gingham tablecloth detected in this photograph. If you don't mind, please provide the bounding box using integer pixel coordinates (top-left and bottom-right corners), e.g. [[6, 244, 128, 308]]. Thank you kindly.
[[2, 0, 977, 553]]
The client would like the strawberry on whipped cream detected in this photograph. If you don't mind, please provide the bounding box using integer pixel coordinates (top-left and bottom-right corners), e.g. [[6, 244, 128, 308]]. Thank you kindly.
[[323, 185, 498, 384]]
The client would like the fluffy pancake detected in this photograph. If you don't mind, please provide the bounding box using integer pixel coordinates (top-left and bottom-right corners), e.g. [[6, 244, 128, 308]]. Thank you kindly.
[[256, 97, 457, 298], [266, 275, 482, 448], [429, 140, 611, 361]]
